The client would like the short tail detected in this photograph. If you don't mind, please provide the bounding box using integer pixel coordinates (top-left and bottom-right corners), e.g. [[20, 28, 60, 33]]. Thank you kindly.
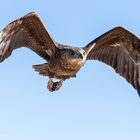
[[32, 63, 49, 76]]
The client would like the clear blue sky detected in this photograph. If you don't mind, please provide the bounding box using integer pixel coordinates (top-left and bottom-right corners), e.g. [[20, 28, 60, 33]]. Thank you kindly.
[[0, 0, 140, 140]]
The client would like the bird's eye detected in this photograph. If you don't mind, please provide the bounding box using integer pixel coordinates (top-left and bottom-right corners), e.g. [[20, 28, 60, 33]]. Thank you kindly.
[[70, 51, 75, 56]]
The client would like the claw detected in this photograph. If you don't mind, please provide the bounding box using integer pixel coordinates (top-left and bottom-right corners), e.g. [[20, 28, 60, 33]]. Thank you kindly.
[[53, 81, 63, 91], [47, 79, 54, 91], [47, 79, 63, 92]]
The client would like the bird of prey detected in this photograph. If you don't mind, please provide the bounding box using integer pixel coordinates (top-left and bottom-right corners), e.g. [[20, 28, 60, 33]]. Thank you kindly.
[[0, 12, 140, 96]]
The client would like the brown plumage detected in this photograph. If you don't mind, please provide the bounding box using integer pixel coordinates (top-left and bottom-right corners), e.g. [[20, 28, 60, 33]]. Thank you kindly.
[[84, 27, 140, 96], [0, 12, 140, 96]]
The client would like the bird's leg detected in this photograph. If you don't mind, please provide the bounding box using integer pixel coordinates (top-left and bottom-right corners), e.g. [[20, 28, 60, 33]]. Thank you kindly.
[[47, 78, 54, 91], [47, 78, 64, 92], [52, 80, 64, 91]]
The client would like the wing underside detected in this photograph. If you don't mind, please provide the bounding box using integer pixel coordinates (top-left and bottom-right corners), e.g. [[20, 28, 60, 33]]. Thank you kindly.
[[0, 12, 58, 62], [84, 27, 140, 96]]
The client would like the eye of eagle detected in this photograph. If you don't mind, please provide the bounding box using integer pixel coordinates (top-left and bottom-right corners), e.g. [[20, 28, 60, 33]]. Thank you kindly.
[[69, 51, 76, 56], [71, 52, 75, 55]]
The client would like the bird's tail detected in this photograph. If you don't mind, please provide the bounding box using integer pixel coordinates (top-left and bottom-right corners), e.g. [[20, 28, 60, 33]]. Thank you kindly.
[[32, 63, 49, 76]]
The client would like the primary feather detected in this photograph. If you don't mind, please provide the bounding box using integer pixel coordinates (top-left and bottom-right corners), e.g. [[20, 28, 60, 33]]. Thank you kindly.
[[84, 27, 140, 96], [0, 12, 57, 62]]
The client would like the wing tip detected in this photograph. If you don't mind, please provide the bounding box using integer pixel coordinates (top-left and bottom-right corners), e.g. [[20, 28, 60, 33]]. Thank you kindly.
[[24, 12, 39, 18]]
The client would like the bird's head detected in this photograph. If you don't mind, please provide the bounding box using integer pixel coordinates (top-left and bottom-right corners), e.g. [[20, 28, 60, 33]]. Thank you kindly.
[[60, 47, 86, 66], [60, 44, 94, 67]]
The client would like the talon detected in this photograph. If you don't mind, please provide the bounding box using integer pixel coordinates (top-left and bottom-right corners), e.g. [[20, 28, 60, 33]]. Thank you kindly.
[[53, 81, 63, 91], [47, 79, 63, 92], [47, 79, 54, 92]]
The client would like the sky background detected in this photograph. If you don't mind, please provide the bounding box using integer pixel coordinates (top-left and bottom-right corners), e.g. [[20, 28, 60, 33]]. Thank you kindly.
[[0, 0, 140, 140]]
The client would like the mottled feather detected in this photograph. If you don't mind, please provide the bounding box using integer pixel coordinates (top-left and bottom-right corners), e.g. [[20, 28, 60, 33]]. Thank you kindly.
[[0, 12, 57, 62], [84, 27, 140, 96]]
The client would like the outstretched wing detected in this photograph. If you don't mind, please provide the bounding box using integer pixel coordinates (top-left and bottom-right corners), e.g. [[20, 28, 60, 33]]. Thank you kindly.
[[84, 26, 140, 96], [0, 12, 57, 62]]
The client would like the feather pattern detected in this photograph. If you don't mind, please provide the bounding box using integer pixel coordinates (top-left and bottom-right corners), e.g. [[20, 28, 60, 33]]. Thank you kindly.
[[0, 12, 57, 62], [84, 27, 140, 96]]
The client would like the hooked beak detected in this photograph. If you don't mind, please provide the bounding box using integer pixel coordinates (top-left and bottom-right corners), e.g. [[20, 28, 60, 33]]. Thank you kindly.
[[76, 50, 83, 59], [84, 43, 96, 55]]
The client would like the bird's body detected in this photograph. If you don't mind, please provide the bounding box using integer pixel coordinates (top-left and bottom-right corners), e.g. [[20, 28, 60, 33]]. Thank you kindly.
[[33, 45, 93, 91], [34, 47, 86, 79], [48, 47, 83, 79], [0, 12, 140, 96]]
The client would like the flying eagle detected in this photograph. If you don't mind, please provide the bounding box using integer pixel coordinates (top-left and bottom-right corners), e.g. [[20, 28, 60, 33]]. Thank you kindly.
[[0, 12, 140, 96]]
